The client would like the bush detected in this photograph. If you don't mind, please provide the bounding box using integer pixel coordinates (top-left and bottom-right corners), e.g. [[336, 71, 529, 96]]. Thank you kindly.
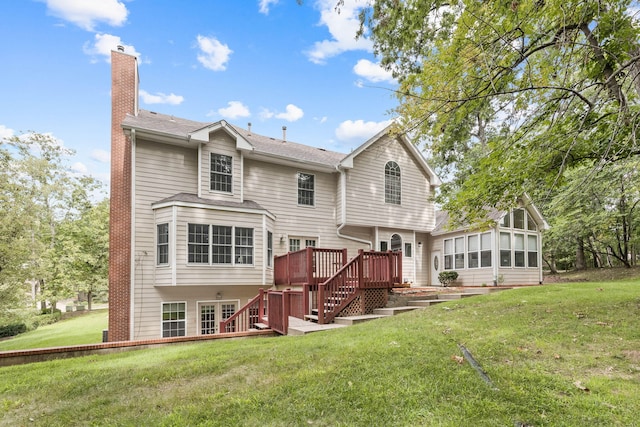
[[438, 271, 459, 287], [0, 322, 27, 338]]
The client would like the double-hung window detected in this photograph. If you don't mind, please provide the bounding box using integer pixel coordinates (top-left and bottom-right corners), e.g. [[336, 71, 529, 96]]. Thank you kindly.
[[480, 232, 492, 267], [162, 302, 186, 337], [454, 237, 464, 269], [528, 235, 538, 267], [500, 232, 511, 267], [514, 233, 525, 267], [212, 226, 232, 264], [444, 239, 454, 270], [157, 223, 169, 265], [210, 153, 232, 193], [297, 172, 315, 206], [235, 227, 253, 264], [267, 231, 273, 268], [188, 224, 209, 264]]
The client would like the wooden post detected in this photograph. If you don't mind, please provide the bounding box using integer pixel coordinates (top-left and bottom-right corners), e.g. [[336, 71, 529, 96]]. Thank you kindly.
[[318, 283, 325, 324], [303, 283, 310, 316], [357, 249, 364, 289], [341, 248, 348, 267], [258, 288, 265, 324], [283, 290, 290, 334], [306, 247, 314, 285]]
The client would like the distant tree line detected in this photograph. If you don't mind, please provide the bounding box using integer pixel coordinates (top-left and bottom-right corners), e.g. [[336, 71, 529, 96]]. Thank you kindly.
[[0, 132, 108, 321]]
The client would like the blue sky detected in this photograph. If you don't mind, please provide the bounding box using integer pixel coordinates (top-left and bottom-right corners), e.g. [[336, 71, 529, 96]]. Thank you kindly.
[[0, 0, 398, 193]]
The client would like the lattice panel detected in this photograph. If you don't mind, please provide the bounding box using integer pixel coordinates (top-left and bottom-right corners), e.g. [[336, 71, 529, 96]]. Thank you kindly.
[[338, 294, 363, 317], [363, 289, 388, 314]]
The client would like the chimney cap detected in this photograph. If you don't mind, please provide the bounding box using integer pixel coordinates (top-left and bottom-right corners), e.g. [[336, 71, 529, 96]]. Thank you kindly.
[[117, 45, 125, 52]]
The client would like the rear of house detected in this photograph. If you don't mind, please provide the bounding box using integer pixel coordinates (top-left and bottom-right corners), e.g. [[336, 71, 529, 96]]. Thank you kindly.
[[107, 48, 547, 341]]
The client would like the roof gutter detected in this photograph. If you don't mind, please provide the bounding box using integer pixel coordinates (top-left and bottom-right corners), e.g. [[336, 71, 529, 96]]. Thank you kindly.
[[335, 166, 372, 249]]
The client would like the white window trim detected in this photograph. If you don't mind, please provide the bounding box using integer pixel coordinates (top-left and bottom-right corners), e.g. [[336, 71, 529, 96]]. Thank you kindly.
[[296, 171, 316, 207], [161, 301, 187, 338], [156, 222, 170, 267], [209, 152, 234, 195]]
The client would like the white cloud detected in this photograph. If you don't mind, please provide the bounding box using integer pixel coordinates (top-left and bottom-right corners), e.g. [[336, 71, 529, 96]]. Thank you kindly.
[[314, 116, 328, 124], [71, 161, 89, 174], [260, 104, 304, 122], [335, 119, 393, 141], [83, 33, 140, 63], [0, 124, 15, 139], [306, 0, 373, 64], [139, 89, 184, 105], [196, 35, 232, 71], [276, 104, 304, 122], [45, 0, 128, 31], [259, 0, 279, 14], [218, 101, 251, 119], [353, 59, 395, 83], [91, 149, 111, 163]]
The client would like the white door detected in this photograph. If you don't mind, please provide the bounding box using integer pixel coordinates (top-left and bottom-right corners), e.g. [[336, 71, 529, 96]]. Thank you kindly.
[[431, 251, 441, 286], [199, 301, 238, 334]]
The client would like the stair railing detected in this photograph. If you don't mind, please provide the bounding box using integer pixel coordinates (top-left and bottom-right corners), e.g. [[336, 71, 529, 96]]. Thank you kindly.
[[219, 288, 266, 333]]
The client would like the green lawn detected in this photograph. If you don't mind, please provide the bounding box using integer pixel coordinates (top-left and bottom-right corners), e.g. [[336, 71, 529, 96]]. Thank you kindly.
[[1, 282, 639, 426], [0, 309, 107, 351]]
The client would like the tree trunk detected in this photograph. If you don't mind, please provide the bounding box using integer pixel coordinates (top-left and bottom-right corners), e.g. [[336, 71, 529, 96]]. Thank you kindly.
[[87, 291, 93, 311], [575, 238, 586, 271], [543, 255, 558, 274]]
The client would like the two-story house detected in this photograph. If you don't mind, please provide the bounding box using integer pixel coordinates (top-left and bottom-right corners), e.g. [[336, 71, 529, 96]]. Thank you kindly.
[[108, 48, 547, 341]]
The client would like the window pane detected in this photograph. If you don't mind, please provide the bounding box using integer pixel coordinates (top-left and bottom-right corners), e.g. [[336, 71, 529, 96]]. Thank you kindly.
[[528, 251, 538, 267], [404, 243, 412, 257], [514, 233, 525, 250], [444, 239, 453, 254], [501, 213, 510, 227], [481, 250, 492, 267], [500, 250, 511, 267], [454, 237, 464, 254], [305, 239, 316, 247], [297, 173, 315, 206], [468, 235, 478, 251], [267, 231, 273, 267], [500, 232, 511, 249], [527, 235, 537, 250], [515, 251, 525, 267], [289, 239, 300, 252], [391, 234, 402, 252], [188, 224, 209, 264], [455, 254, 464, 269], [527, 213, 537, 231], [513, 209, 525, 229], [380, 241, 388, 252], [210, 154, 232, 192], [481, 233, 491, 249], [384, 161, 401, 205], [468, 252, 479, 268], [444, 254, 453, 270]]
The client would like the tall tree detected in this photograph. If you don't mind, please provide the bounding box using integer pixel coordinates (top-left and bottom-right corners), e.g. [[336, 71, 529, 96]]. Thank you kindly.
[[2, 133, 103, 313], [357, 0, 640, 225]]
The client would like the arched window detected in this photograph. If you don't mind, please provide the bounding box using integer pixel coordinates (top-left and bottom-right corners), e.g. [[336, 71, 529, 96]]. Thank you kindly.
[[385, 161, 401, 204], [391, 234, 402, 252]]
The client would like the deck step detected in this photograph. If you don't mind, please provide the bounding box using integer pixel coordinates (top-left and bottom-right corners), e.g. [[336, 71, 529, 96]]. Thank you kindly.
[[304, 314, 319, 322], [373, 306, 421, 316], [252, 322, 270, 330], [334, 314, 389, 325], [407, 299, 447, 307]]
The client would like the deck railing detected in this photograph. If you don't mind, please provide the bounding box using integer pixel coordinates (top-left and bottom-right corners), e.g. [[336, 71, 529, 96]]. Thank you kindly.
[[265, 289, 304, 334], [274, 247, 347, 286], [316, 250, 402, 324], [219, 289, 266, 333]]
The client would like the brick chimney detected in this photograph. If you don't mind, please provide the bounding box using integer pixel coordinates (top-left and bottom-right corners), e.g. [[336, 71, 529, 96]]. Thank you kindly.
[[108, 47, 138, 342]]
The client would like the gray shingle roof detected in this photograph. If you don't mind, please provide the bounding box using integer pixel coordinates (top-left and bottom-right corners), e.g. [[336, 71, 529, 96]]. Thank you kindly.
[[152, 192, 273, 215], [122, 109, 345, 167]]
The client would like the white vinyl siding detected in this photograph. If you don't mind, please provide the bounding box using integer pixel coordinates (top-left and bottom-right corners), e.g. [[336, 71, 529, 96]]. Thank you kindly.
[[344, 134, 436, 231]]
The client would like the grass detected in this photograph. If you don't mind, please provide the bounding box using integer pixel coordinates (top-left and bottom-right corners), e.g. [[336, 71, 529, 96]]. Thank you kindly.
[[0, 310, 107, 351], [1, 281, 640, 426]]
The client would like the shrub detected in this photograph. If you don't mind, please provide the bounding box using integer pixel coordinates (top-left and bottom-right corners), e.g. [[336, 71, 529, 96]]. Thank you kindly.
[[0, 322, 27, 338], [438, 271, 459, 287]]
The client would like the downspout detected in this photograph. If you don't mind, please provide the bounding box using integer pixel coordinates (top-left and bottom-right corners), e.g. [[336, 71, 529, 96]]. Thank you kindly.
[[336, 166, 372, 249], [492, 226, 499, 286]]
